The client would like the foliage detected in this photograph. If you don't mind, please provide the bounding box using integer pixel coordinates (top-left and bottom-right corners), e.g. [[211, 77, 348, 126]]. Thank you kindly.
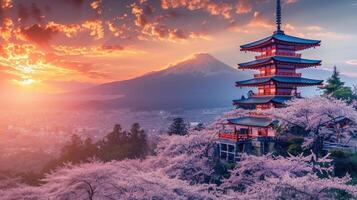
[[287, 144, 303, 156], [264, 96, 357, 155], [43, 123, 149, 174], [330, 152, 357, 179], [1, 129, 356, 200], [219, 153, 357, 200], [194, 123, 205, 131], [168, 117, 188, 136], [322, 66, 356, 102]]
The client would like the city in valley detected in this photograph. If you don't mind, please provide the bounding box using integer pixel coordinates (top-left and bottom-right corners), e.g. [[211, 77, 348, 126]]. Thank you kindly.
[[0, 0, 356, 199]]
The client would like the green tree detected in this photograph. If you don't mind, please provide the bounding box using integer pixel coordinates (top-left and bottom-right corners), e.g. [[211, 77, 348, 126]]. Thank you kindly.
[[322, 66, 353, 101], [323, 66, 344, 94], [168, 117, 188, 136], [98, 124, 130, 161], [194, 123, 205, 131], [129, 123, 148, 158]]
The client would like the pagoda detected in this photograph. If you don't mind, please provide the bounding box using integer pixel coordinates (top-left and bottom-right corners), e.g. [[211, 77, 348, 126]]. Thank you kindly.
[[217, 0, 323, 162]]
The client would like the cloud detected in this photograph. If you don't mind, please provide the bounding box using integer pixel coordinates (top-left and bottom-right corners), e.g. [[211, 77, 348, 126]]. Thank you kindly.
[[46, 20, 105, 40], [283, 24, 352, 40], [236, 0, 252, 14], [16, 3, 44, 24], [81, 20, 104, 40], [31, 3, 43, 23], [161, 0, 234, 19], [20, 24, 58, 44], [0, 18, 13, 41], [346, 60, 357, 66], [17, 3, 30, 24], [51, 44, 133, 57], [131, 3, 208, 42], [284, 0, 299, 4], [46, 21, 82, 38], [132, 4, 149, 27], [65, 0, 85, 8], [107, 21, 131, 38], [90, 0, 102, 15], [1, 0, 12, 9], [247, 11, 274, 29]]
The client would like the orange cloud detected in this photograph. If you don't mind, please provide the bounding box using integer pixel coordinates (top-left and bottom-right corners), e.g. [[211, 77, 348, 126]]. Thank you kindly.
[[247, 11, 274, 29], [236, 0, 252, 14], [81, 20, 104, 40], [90, 0, 102, 15], [161, 0, 234, 19], [20, 24, 58, 45], [132, 4, 148, 27], [1, 0, 12, 9], [346, 60, 357, 66], [51, 44, 132, 57], [46, 21, 82, 38], [0, 18, 13, 41]]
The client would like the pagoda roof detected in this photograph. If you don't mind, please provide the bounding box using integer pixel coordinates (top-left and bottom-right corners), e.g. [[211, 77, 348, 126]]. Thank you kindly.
[[233, 96, 292, 105], [228, 116, 277, 127], [238, 56, 321, 69], [236, 76, 323, 87], [240, 32, 321, 51]]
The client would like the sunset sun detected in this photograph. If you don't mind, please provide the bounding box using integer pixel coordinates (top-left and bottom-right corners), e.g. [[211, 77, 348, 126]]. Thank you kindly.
[[0, 0, 357, 199]]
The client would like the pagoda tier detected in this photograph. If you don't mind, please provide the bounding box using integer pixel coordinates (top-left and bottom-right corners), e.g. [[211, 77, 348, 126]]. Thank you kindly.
[[233, 96, 292, 106], [241, 32, 321, 52], [238, 56, 321, 69], [236, 76, 323, 87], [217, 0, 324, 162], [218, 116, 278, 142], [227, 117, 277, 128]]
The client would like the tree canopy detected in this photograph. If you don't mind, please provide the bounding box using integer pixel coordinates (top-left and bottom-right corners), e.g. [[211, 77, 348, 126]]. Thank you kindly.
[[322, 66, 356, 102]]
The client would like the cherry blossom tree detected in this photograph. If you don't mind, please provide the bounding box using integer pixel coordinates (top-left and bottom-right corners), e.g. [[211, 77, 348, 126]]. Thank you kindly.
[[0, 128, 356, 200], [264, 96, 357, 154], [221, 153, 357, 200]]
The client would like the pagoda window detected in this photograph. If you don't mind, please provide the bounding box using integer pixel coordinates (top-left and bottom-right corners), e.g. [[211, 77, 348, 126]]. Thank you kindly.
[[277, 68, 295, 73], [270, 87, 276, 94], [258, 88, 264, 94], [277, 64, 295, 69], [221, 143, 227, 151], [258, 128, 268, 136], [257, 104, 272, 110], [228, 153, 235, 162], [220, 143, 236, 161], [277, 44, 294, 50]]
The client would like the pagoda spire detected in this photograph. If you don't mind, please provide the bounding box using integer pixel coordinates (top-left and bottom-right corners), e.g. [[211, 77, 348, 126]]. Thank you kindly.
[[276, 0, 283, 34]]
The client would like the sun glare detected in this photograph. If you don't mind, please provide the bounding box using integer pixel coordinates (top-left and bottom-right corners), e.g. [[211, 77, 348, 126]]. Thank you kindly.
[[18, 78, 34, 85], [22, 66, 33, 73]]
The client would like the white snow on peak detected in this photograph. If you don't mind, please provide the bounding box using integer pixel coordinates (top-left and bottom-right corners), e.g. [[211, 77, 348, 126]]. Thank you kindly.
[[161, 53, 236, 76]]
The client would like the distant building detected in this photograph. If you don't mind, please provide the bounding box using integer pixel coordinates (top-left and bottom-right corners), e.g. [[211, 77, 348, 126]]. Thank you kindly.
[[217, 0, 323, 162], [323, 117, 357, 153]]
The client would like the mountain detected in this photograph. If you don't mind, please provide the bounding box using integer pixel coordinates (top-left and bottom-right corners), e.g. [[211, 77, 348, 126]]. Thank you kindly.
[[76, 53, 250, 110], [70, 54, 357, 110]]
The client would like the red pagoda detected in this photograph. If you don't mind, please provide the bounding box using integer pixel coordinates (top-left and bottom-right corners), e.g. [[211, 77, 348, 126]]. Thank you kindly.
[[217, 0, 323, 162]]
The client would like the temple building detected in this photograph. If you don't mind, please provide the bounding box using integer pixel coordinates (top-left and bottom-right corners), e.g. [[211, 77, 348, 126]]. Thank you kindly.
[[217, 0, 323, 162]]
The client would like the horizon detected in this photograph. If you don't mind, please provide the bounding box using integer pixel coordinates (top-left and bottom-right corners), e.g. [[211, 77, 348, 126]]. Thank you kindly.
[[0, 0, 356, 95], [1, 1, 357, 199]]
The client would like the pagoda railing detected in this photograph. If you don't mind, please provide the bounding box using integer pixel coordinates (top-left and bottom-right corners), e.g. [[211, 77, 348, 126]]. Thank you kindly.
[[255, 52, 302, 59], [249, 112, 267, 117], [253, 92, 301, 97], [254, 72, 301, 78], [218, 131, 249, 141]]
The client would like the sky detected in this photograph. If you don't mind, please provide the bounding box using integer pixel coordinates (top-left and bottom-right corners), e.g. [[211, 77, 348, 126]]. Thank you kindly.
[[0, 0, 356, 94]]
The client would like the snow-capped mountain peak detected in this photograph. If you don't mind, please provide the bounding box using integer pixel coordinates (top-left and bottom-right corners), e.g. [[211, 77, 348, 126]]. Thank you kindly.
[[161, 53, 237, 76]]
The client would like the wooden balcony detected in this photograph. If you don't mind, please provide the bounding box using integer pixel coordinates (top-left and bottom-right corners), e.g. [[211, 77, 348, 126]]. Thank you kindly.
[[255, 52, 301, 60], [252, 92, 301, 97], [254, 72, 302, 78], [218, 131, 249, 142]]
